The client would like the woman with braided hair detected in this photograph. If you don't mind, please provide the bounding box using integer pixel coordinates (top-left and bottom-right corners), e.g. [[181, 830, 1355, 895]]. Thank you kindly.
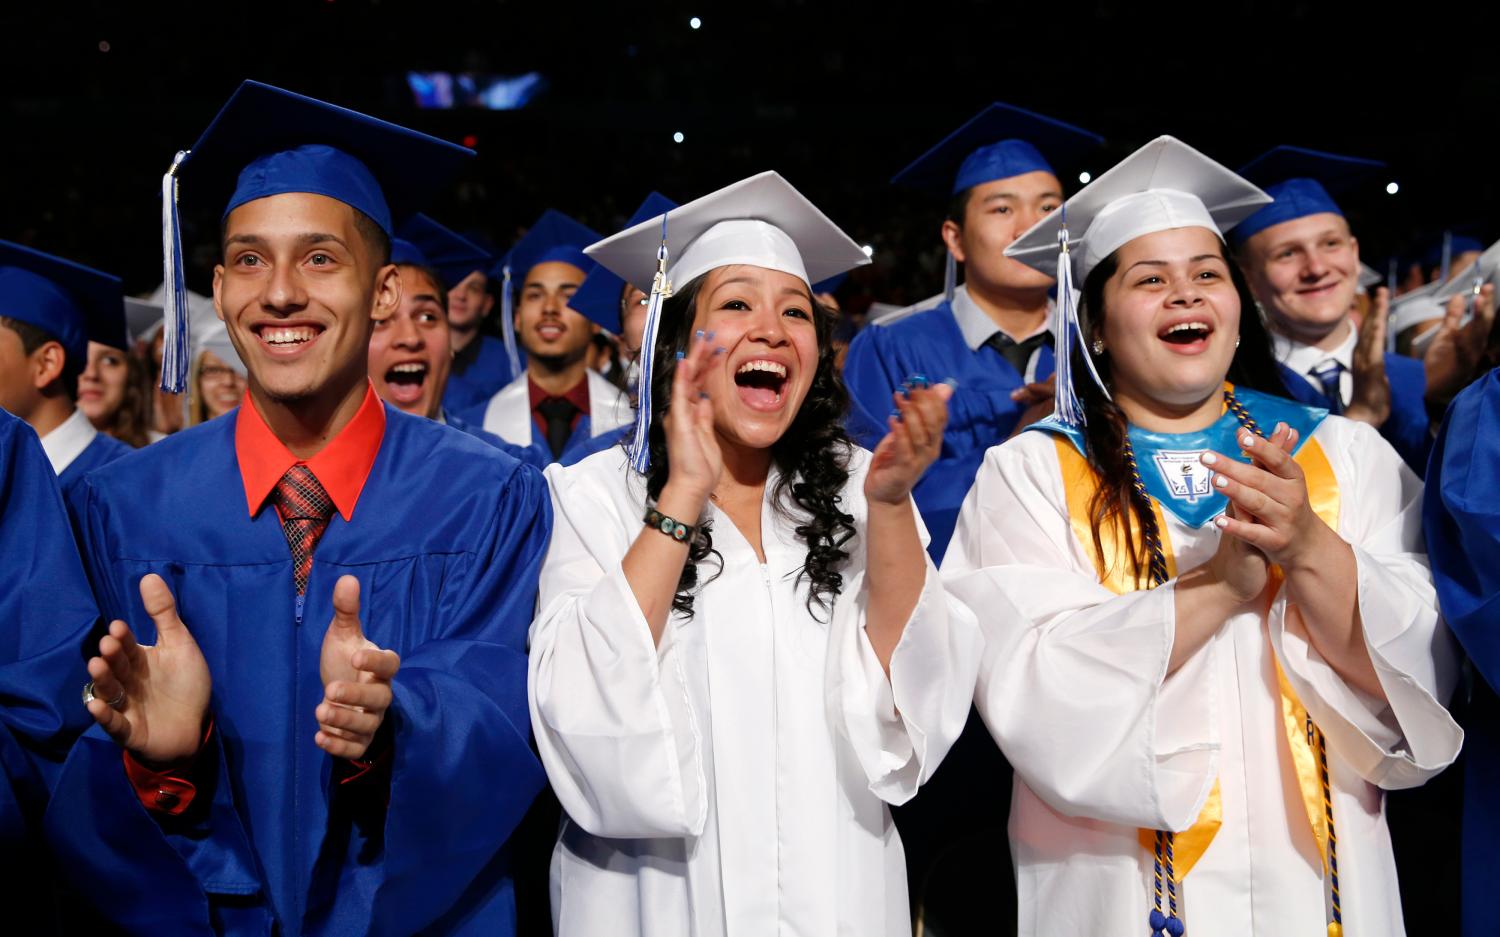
[[943, 137, 1462, 937], [528, 172, 981, 936]]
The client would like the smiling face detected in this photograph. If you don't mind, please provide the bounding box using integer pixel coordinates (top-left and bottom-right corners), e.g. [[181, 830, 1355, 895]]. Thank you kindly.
[[1239, 212, 1359, 344], [212, 191, 399, 408], [78, 340, 129, 424], [369, 264, 452, 418], [1097, 226, 1242, 413], [945, 170, 1062, 295], [198, 350, 246, 419], [516, 260, 595, 365], [689, 264, 821, 452], [447, 269, 492, 330]]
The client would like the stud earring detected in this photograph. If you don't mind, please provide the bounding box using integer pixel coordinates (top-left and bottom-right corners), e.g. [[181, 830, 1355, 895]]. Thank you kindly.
[[1090, 340, 1105, 355], [1235, 336, 1242, 349]]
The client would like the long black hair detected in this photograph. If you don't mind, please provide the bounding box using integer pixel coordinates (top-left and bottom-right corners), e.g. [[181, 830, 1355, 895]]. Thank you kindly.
[[1074, 240, 1288, 583], [642, 271, 857, 620]]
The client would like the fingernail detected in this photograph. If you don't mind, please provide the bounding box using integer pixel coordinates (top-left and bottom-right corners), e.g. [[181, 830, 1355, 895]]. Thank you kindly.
[[714, 346, 726, 356], [890, 409, 903, 422], [912, 374, 930, 389], [699, 391, 710, 400], [675, 350, 686, 360], [1240, 434, 1255, 448], [942, 377, 959, 388], [1275, 422, 1287, 435], [705, 331, 716, 341], [1214, 474, 1229, 488], [1201, 452, 1217, 465], [1214, 515, 1229, 528], [694, 330, 705, 339]]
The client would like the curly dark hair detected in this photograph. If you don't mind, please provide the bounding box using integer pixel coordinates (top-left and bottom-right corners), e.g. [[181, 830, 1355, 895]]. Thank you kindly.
[[1075, 240, 1290, 584], [641, 271, 857, 621]]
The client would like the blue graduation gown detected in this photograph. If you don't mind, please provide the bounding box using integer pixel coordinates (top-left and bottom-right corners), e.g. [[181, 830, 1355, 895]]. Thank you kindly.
[[453, 401, 630, 468], [1423, 367, 1500, 936], [56, 429, 132, 500], [0, 410, 99, 930], [842, 301, 1055, 561], [443, 335, 517, 414], [444, 410, 549, 470], [1277, 354, 1430, 474], [44, 407, 550, 937]]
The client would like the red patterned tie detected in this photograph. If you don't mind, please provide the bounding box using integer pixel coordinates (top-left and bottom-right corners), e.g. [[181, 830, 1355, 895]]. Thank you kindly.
[[271, 464, 334, 595]]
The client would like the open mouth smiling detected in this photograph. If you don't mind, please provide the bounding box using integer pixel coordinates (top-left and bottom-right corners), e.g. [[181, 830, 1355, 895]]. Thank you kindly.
[[1158, 320, 1214, 352], [383, 361, 428, 404], [733, 358, 790, 411]]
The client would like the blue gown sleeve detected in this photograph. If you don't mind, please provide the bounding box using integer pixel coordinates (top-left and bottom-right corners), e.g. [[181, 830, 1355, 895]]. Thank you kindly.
[[315, 462, 552, 937], [842, 324, 905, 452], [1380, 353, 1432, 476], [0, 415, 98, 840]]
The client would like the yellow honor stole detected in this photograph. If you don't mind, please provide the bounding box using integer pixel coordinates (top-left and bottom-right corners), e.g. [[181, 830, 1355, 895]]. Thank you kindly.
[[1050, 401, 1345, 937]]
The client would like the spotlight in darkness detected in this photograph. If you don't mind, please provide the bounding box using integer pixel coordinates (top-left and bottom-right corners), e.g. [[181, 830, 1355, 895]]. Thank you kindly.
[[1078, 171, 1091, 184], [689, 16, 702, 29], [98, 40, 111, 52], [1386, 181, 1400, 196], [862, 245, 875, 257], [673, 131, 685, 144]]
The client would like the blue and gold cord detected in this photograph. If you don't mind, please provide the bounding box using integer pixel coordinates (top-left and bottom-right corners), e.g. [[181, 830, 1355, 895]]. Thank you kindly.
[[1131, 389, 1341, 936]]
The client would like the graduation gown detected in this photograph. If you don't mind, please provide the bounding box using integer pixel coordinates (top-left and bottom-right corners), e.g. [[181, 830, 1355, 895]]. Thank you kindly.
[[44, 407, 550, 937], [443, 334, 518, 414], [530, 445, 981, 937], [458, 369, 633, 467], [944, 394, 1462, 937], [42, 408, 132, 500], [842, 292, 1055, 561], [0, 410, 99, 919], [1277, 354, 1430, 475], [1423, 366, 1500, 936], [443, 409, 549, 470]]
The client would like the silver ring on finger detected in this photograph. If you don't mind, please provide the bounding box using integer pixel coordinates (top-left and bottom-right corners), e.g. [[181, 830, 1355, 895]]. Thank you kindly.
[[81, 681, 126, 709]]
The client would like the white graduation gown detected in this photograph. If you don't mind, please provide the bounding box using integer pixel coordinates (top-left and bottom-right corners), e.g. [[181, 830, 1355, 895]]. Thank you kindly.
[[942, 416, 1463, 937], [530, 445, 981, 937], [479, 369, 632, 446]]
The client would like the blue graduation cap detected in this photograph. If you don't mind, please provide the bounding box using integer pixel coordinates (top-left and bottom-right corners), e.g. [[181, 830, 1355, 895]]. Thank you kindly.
[[568, 193, 678, 334], [0, 240, 127, 363], [890, 102, 1105, 195], [488, 210, 602, 375], [391, 214, 493, 288], [158, 79, 475, 392], [1231, 145, 1385, 246]]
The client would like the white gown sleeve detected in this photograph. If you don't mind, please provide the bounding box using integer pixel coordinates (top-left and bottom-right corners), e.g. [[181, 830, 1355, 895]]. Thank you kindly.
[[941, 435, 1219, 832], [528, 456, 708, 839], [828, 481, 982, 805], [1268, 418, 1463, 790]]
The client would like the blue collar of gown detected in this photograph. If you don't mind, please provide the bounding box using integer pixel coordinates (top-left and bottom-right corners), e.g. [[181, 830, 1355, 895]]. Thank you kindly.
[[1028, 386, 1329, 528]]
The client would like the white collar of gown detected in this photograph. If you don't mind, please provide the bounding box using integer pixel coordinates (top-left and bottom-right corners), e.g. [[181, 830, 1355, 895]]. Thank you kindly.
[[480, 369, 633, 446]]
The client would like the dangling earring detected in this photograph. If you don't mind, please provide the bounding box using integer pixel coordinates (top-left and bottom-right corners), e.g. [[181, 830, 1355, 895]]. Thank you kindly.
[[1091, 339, 1105, 355]]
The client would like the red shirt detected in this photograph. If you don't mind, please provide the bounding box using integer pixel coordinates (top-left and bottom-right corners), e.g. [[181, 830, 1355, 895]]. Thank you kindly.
[[528, 374, 591, 438], [126, 382, 389, 814]]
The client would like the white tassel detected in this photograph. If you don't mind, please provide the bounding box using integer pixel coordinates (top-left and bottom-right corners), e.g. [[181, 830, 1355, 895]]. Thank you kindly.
[[159, 150, 191, 394], [1050, 222, 1111, 429], [499, 265, 522, 380], [629, 218, 672, 474]]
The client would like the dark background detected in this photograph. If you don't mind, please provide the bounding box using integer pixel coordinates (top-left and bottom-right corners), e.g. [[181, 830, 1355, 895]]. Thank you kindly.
[[4, 0, 1499, 311]]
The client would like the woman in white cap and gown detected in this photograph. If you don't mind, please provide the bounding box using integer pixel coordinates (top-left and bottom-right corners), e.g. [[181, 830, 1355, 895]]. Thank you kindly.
[[528, 171, 981, 936], [943, 136, 1462, 937]]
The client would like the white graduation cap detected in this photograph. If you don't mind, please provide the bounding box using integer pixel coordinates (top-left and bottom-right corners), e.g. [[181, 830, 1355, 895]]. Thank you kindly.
[[585, 170, 871, 294], [1001, 136, 1270, 428], [124, 297, 165, 343], [1389, 277, 1448, 337], [1357, 263, 1383, 293], [1006, 135, 1271, 282], [583, 170, 871, 472], [1432, 237, 1500, 303]]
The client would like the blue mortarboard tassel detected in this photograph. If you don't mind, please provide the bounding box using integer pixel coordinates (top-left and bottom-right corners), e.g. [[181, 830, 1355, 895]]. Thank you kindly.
[[160, 150, 192, 394], [1046, 210, 1111, 430], [629, 213, 672, 475], [499, 263, 522, 379], [1438, 231, 1454, 289], [943, 250, 957, 305], [1385, 259, 1399, 353]]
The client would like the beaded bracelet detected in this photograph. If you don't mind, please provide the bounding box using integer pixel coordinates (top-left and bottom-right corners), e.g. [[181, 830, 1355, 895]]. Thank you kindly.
[[643, 507, 697, 543]]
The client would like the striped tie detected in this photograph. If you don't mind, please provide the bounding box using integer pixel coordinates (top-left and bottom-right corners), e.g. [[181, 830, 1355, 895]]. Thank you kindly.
[[271, 464, 334, 595], [1310, 360, 1345, 416]]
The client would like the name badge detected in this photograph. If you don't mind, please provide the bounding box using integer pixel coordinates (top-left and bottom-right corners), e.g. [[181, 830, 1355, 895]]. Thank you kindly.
[[1152, 449, 1214, 504]]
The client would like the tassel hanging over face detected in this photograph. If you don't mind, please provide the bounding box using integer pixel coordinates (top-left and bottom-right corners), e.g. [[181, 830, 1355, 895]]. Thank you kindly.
[[159, 150, 191, 394], [628, 214, 672, 475], [498, 264, 522, 381]]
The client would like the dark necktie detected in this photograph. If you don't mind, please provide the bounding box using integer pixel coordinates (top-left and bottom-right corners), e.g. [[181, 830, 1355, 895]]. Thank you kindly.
[[1311, 360, 1345, 415], [271, 464, 334, 595], [985, 331, 1053, 378], [537, 397, 580, 460]]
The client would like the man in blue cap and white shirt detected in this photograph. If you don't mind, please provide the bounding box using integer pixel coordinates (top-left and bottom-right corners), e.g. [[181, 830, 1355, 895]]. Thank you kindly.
[[0, 241, 133, 498], [1231, 145, 1430, 472], [842, 102, 1104, 562], [44, 80, 549, 937], [459, 209, 632, 465]]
